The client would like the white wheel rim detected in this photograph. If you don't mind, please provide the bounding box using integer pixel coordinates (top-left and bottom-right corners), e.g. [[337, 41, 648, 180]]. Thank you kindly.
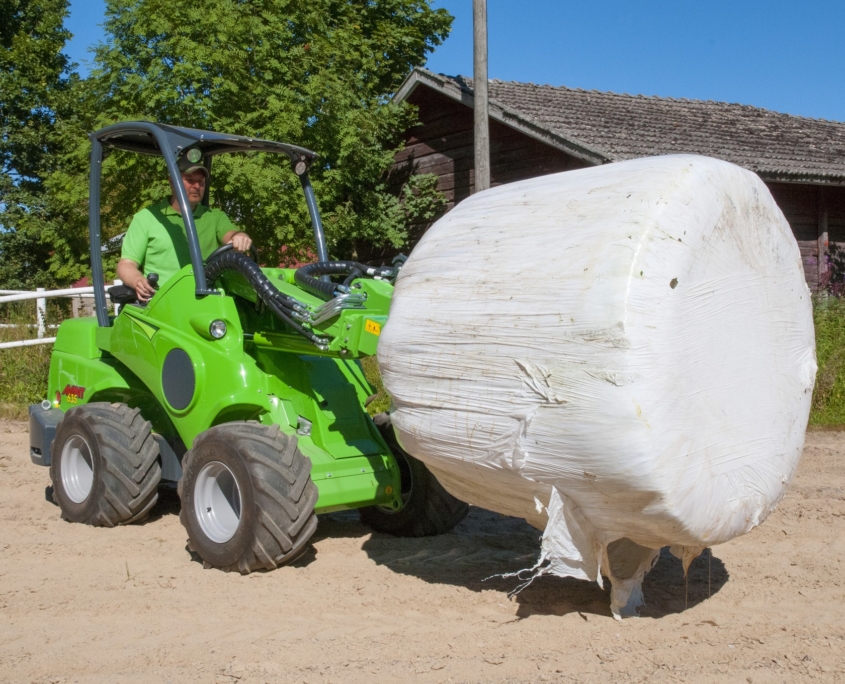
[[194, 461, 242, 543], [61, 435, 94, 503]]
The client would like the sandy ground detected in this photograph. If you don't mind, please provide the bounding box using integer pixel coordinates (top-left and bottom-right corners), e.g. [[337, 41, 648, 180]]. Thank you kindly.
[[1, 422, 844, 684]]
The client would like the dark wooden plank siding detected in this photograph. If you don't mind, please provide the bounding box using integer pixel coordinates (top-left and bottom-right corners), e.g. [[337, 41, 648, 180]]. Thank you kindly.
[[827, 186, 845, 243], [767, 183, 845, 289], [767, 183, 821, 289], [822, 186, 845, 290]]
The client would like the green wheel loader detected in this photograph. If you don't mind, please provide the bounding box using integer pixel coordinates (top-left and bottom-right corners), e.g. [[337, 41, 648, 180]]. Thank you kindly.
[[28, 122, 467, 572]]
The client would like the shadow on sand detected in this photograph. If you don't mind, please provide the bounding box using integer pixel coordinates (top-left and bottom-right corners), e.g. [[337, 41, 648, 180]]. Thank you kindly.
[[313, 506, 731, 620]]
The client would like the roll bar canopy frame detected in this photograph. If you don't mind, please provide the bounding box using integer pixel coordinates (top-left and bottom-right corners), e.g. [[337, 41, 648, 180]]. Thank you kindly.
[[88, 121, 328, 327]]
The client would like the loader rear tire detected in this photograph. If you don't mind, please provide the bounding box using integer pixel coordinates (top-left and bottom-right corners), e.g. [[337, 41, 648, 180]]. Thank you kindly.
[[50, 403, 161, 526], [359, 422, 468, 537], [178, 422, 318, 574]]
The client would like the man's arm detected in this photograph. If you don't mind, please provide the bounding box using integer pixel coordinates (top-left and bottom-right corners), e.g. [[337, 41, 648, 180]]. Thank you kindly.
[[116, 259, 156, 302], [119, 210, 157, 302], [223, 230, 252, 253]]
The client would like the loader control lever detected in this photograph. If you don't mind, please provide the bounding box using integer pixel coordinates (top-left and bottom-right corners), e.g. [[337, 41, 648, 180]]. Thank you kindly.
[[107, 272, 160, 308]]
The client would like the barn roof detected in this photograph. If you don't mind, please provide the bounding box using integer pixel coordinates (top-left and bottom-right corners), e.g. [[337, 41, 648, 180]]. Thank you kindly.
[[395, 68, 845, 185]]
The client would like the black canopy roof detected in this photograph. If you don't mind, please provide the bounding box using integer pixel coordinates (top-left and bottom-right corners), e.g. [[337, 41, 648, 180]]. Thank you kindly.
[[90, 121, 317, 167]]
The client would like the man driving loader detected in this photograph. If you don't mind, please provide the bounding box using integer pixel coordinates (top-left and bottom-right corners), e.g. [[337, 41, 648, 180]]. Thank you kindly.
[[116, 152, 253, 302]]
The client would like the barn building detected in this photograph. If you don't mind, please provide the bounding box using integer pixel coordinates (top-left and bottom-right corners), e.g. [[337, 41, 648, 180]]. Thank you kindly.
[[392, 68, 845, 289]]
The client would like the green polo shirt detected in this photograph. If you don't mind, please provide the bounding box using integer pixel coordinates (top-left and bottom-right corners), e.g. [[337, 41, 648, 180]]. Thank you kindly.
[[121, 200, 236, 285]]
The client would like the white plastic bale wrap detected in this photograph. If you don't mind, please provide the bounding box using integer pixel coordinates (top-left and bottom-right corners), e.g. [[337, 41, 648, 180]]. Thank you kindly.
[[378, 155, 817, 618]]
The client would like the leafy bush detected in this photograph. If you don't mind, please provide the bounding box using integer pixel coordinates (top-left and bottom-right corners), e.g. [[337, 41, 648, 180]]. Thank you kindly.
[[361, 355, 391, 417]]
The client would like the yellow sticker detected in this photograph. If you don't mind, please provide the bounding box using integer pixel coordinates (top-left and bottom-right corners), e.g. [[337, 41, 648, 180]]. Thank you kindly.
[[364, 320, 382, 336]]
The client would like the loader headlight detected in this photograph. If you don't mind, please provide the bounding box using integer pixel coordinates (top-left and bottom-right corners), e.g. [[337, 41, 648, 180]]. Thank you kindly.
[[209, 320, 227, 339]]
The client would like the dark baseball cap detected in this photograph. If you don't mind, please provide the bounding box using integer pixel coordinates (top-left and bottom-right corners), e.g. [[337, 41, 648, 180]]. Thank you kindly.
[[177, 148, 209, 177]]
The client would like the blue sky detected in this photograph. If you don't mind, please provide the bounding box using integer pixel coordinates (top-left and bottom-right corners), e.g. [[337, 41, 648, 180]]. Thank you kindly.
[[65, 0, 844, 121]]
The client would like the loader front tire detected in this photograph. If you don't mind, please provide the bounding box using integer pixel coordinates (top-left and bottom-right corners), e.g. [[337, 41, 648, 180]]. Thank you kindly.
[[178, 422, 318, 573], [50, 403, 161, 526], [359, 422, 468, 537]]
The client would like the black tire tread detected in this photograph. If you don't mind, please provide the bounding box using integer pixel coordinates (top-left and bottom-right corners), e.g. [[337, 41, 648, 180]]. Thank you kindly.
[[51, 402, 161, 526], [359, 424, 469, 537], [417, 473, 469, 536], [179, 422, 318, 574]]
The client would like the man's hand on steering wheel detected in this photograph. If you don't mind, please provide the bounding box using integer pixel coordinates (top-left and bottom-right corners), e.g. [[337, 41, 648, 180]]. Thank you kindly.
[[228, 230, 252, 253]]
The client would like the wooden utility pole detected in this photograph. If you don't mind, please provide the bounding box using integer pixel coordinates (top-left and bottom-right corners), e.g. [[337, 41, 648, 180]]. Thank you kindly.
[[473, 0, 490, 192]]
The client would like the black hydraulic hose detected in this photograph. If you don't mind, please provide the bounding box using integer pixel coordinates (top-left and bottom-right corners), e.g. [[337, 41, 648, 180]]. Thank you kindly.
[[294, 261, 394, 300], [342, 267, 364, 288], [264, 297, 327, 348], [204, 251, 327, 347], [204, 252, 295, 314], [205, 250, 304, 309]]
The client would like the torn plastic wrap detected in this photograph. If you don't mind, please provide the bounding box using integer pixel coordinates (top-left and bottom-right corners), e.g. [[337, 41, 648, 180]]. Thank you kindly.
[[378, 155, 817, 618]]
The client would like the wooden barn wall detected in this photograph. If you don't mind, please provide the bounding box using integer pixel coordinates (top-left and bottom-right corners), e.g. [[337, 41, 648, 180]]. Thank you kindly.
[[392, 85, 844, 290], [767, 183, 845, 290]]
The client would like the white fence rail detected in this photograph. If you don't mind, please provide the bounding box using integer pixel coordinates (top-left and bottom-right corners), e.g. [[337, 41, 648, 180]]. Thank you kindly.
[[0, 282, 121, 350], [0, 337, 58, 350]]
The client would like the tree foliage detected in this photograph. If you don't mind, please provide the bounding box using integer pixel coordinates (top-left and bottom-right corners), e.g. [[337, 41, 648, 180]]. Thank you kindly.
[[0, 0, 76, 288], [38, 0, 451, 283]]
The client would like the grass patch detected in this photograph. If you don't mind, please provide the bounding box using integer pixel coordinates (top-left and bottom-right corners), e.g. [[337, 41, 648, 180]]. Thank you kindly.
[[0, 302, 58, 419], [809, 296, 845, 426]]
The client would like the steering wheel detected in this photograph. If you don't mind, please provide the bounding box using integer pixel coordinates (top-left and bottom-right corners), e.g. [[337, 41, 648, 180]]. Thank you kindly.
[[204, 242, 259, 264]]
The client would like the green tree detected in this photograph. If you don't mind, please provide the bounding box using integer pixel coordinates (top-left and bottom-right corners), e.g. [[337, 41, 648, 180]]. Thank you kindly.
[[44, 0, 450, 281], [0, 0, 79, 289]]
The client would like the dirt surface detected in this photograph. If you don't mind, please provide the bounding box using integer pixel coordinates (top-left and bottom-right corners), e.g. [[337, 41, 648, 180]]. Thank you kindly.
[[1, 421, 844, 683]]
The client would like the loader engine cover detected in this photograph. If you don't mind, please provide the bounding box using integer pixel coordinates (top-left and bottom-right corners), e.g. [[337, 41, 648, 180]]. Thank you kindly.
[[378, 155, 817, 617]]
